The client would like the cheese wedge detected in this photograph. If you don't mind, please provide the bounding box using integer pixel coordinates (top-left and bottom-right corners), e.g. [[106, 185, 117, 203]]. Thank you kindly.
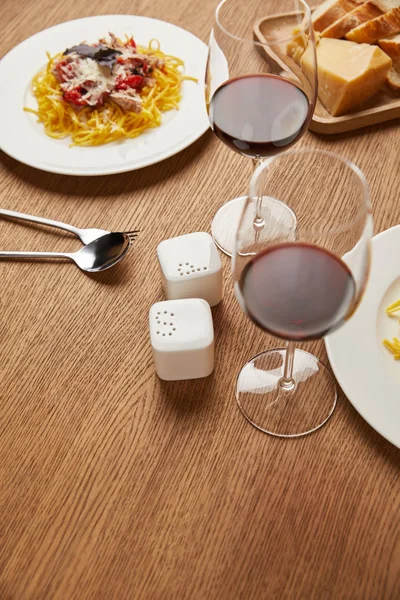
[[312, 0, 366, 32], [287, 31, 320, 66], [346, 7, 400, 42], [321, 2, 383, 38], [301, 38, 392, 115], [287, 28, 309, 63]]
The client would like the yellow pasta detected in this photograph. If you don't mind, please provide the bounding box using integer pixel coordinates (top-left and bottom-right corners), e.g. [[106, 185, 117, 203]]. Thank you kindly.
[[24, 39, 197, 147], [383, 339, 397, 354], [386, 299, 400, 315], [382, 299, 400, 360]]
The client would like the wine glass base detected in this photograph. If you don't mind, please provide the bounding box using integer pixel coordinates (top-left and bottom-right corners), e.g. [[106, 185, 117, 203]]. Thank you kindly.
[[236, 348, 337, 437], [211, 195, 297, 257], [211, 196, 247, 257]]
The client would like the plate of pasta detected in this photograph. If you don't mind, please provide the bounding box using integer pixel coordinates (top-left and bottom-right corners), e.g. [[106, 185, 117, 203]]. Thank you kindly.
[[0, 15, 209, 175]]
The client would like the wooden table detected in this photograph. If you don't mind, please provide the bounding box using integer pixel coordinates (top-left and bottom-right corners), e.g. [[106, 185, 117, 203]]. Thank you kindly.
[[1, 1, 399, 598]]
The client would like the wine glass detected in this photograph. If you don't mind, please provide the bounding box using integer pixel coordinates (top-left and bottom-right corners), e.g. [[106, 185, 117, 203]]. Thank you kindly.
[[205, 0, 317, 256], [233, 148, 373, 437]]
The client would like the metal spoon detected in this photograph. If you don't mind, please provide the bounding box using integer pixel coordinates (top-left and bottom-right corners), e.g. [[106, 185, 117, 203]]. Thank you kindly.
[[0, 207, 139, 245], [0, 232, 131, 272]]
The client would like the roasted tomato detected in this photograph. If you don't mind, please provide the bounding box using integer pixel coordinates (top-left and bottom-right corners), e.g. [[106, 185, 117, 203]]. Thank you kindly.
[[115, 74, 144, 91], [126, 37, 137, 49], [54, 59, 70, 83], [63, 88, 86, 106]]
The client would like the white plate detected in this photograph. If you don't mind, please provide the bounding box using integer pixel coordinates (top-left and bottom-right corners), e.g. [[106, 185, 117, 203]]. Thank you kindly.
[[325, 226, 400, 449], [0, 15, 209, 176]]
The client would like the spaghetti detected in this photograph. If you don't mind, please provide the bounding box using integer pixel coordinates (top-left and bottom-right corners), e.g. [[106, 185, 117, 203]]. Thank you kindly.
[[24, 37, 196, 146]]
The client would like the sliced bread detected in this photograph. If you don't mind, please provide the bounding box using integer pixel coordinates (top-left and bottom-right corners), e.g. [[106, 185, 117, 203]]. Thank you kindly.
[[321, 2, 383, 38], [346, 6, 400, 42], [371, 0, 400, 10], [387, 59, 400, 89], [379, 32, 400, 57], [312, 0, 366, 32]]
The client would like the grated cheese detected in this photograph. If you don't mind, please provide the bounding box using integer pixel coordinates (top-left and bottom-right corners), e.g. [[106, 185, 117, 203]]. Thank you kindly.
[[60, 54, 116, 106]]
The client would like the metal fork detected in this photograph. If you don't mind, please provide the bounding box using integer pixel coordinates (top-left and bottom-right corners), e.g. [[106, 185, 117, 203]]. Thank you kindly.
[[0, 208, 139, 245]]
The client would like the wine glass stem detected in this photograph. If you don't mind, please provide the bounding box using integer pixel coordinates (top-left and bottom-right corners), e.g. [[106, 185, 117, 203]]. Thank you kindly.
[[252, 157, 264, 233], [280, 341, 296, 391], [252, 157, 262, 171]]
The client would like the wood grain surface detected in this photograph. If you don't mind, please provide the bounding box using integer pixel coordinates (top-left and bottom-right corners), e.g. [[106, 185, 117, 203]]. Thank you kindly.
[[1, 1, 399, 598]]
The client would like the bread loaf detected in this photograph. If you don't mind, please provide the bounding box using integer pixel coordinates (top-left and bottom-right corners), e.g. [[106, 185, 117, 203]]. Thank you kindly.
[[387, 59, 400, 89], [378, 32, 400, 57], [321, 2, 383, 38], [312, 0, 366, 31], [371, 0, 400, 11], [346, 7, 400, 42]]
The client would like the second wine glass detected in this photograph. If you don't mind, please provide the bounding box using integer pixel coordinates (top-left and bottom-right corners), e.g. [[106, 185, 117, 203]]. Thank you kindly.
[[205, 0, 317, 256], [233, 148, 373, 438]]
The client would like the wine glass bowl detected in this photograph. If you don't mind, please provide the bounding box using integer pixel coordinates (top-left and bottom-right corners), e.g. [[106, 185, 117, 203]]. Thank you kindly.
[[233, 149, 373, 437], [205, 0, 317, 255]]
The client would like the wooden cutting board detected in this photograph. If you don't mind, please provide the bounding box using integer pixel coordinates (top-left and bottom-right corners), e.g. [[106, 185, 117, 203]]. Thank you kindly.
[[254, 14, 400, 134]]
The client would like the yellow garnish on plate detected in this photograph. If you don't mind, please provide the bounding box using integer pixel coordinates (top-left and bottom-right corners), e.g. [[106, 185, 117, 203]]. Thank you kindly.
[[383, 339, 397, 354], [386, 299, 400, 315], [383, 298, 400, 360]]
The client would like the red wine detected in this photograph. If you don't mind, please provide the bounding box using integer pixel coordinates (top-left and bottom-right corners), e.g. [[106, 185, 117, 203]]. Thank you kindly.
[[239, 243, 356, 341], [209, 74, 310, 158]]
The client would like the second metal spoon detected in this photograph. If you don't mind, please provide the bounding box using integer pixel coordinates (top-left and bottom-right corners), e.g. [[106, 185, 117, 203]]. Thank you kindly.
[[0, 232, 131, 272]]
